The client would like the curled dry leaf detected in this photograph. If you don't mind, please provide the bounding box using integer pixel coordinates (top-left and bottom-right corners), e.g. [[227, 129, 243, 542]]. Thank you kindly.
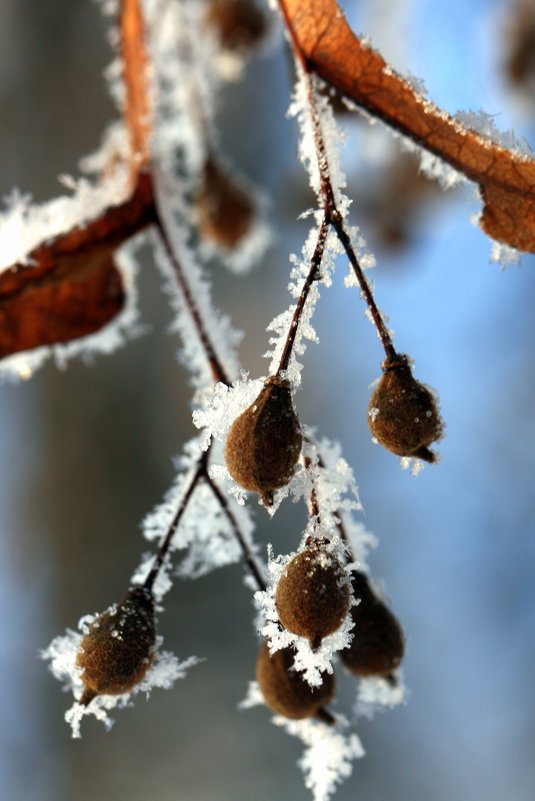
[[280, 0, 535, 253], [0, 0, 155, 362], [0, 174, 155, 359]]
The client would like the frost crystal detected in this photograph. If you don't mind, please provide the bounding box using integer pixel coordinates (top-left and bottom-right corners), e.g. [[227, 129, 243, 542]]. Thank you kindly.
[[277, 716, 365, 801], [355, 675, 406, 719]]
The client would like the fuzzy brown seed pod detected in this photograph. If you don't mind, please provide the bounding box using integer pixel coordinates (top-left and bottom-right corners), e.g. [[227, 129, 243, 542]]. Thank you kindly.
[[340, 571, 404, 678], [256, 641, 335, 720], [193, 157, 254, 249], [368, 354, 443, 462], [225, 377, 302, 505], [76, 587, 156, 706], [205, 0, 267, 54], [275, 543, 351, 649]]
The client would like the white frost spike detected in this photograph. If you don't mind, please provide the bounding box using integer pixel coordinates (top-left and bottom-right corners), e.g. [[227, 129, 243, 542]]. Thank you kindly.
[[192, 375, 264, 448], [356, 675, 406, 719], [0, 159, 132, 273], [240, 680, 364, 801], [276, 716, 365, 801], [42, 629, 199, 738], [489, 239, 523, 269]]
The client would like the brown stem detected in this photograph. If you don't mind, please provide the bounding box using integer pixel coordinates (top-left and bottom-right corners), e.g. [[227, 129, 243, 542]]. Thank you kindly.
[[277, 4, 398, 361], [154, 215, 232, 386], [275, 216, 329, 378], [142, 450, 209, 592], [331, 217, 397, 361], [203, 468, 268, 592]]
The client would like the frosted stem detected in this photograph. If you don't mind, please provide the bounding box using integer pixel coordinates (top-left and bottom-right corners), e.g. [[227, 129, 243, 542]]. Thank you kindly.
[[203, 469, 268, 592], [142, 450, 209, 592], [154, 216, 232, 386], [276, 216, 329, 378], [277, 0, 398, 361]]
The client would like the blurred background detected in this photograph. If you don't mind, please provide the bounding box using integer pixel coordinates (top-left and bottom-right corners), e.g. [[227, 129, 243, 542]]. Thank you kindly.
[[0, 1, 534, 800]]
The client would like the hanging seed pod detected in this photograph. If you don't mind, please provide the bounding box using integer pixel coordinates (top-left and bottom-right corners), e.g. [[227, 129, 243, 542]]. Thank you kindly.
[[225, 377, 302, 505], [205, 0, 267, 55], [368, 354, 443, 462], [256, 641, 335, 720], [76, 587, 156, 706], [275, 541, 351, 649], [340, 571, 404, 678], [193, 157, 254, 249]]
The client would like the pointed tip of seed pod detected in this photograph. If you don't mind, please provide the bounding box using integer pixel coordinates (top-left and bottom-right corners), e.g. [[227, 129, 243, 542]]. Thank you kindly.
[[413, 445, 436, 463], [79, 688, 97, 707], [315, 706, 336, 726], [260, 490, 274, 507]]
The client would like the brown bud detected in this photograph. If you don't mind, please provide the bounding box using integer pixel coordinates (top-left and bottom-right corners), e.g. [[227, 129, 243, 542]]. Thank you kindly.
[[205, 0, 267, 54], [256, 641, 335, 720], [368, 354, 443, 462], [76, 588, 156, 706], [193, 157, 254, 249], [340, 571, 404, 678], [225, 377, 302, 505], [275, 542, 350, 649]]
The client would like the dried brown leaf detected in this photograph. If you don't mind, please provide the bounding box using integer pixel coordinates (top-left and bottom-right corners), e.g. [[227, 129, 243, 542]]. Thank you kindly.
[[0, 173, 154, 359], [280, 0, 535, 253]]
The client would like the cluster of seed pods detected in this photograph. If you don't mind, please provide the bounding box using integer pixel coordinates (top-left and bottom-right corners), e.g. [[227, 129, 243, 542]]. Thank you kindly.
[[221, 370, 418, 722]]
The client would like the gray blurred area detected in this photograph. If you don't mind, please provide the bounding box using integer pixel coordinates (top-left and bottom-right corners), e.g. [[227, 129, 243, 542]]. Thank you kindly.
[[0, 2, 534, 801]]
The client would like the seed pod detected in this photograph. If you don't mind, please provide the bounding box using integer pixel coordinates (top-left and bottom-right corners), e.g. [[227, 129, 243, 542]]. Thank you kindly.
[[368, 354, 442, 462], [76, 587, 156, 706], [340, 571, 404, 678], [205, 0, 267, 54], [225, 377, 302, 505], [275, 542, 350, 649], [193, 157, 254, 249], [256, 641, 335, 720]]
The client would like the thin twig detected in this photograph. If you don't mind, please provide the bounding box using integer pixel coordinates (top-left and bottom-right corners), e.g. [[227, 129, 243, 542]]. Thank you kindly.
[[154, 215, 232, 386], [142, 450, 209, 592], [275, 216, 329, 378], [203, 469, 268, 592], [276, 0, 398, 361]]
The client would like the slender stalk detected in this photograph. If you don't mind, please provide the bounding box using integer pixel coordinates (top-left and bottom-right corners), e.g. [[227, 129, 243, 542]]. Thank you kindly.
[[303, 67, 397, 361], [142, 450, 209, 592], [275, 216, 329, 378], [203, 469, 268, 592], [154, 215, 232, 386], [276, 0, 398, 362]]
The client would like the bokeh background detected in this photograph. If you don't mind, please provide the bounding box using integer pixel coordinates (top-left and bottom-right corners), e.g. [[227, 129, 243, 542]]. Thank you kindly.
[[0, 1, 534, 800]]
